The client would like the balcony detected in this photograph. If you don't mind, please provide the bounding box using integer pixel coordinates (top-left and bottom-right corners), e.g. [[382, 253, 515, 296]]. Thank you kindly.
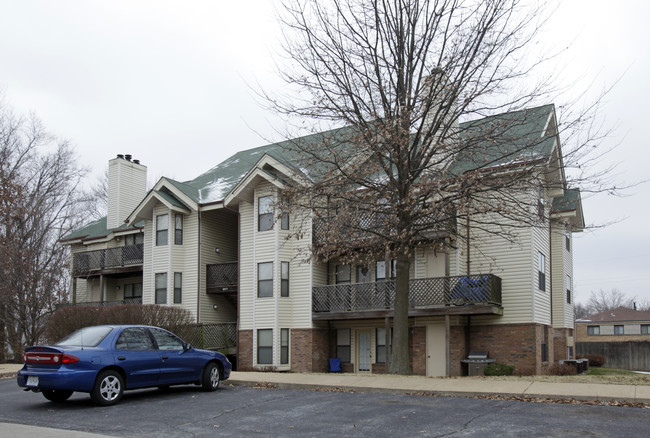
[[312, 274, 502, 320], [72, 244, 143, 277], [206, 262, 238, 294], [312, 211, 455, 246]]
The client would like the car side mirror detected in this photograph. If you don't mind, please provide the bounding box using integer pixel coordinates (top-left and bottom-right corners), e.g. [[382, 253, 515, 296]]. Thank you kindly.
[[183, 342, 191, 351]]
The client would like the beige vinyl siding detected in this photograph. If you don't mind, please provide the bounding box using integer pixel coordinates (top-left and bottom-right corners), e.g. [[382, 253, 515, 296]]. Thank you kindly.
[[142, 218, 154, 304], [531, 221, 551, 325], [107, 158, 147, 229], [177, 212, 198, 320], [551, 223, 574, 328], [199, 209, 238, 323], [150, 205, 172, 305], [238, 199, 255, 330], [450, 192, 537, 325]]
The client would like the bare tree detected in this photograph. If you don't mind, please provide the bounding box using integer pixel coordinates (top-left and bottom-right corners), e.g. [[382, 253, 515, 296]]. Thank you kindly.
[[0, 98, 88, 360], [585, 289, 636, 315], [266, 0, 614, 374]]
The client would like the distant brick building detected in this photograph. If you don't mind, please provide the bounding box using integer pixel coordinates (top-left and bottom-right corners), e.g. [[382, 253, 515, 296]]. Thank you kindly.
[[576, 307, 650, 343]]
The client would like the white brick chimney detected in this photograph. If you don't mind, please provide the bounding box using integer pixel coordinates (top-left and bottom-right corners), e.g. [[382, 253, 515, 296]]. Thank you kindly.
[[107, 154, 147, 229]]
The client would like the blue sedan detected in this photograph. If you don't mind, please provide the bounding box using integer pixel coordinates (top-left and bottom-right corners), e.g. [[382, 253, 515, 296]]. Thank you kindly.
[[17, 325, 232, 406]]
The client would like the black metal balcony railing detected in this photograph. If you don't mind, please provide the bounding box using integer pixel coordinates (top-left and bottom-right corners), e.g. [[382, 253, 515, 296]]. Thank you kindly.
[[206, 262, 238, 292], [72, 244, 144, 276], [312, 274, 501, 313]]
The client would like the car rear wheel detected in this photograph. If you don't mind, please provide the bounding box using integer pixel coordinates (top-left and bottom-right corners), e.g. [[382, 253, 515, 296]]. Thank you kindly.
[[42, 389, 73, 403], [201, 363, 220, 391], [91, 370, 124, 406]]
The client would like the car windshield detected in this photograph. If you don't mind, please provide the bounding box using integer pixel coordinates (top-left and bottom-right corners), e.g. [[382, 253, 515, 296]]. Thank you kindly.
[[55, 326, 113, 347]]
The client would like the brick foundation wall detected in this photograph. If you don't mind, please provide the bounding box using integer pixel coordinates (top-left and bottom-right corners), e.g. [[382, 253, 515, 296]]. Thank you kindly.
[[238, 330, 253, 371], [466, 323, 546, 374], [449, 325, 468, 376], [553, 327, 571, 360], [291, 328, 329, 372], [410, 326, 426, 376]]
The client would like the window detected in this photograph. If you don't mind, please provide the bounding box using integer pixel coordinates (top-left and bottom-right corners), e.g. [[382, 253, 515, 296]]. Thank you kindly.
[[150, 327, 184, 350], [538, 252, 546, 292], [156, 214, 168, 246], [376, 328, 393, 363], [257, 329, 273, 364], [281, 262, 289, 297], [642, 325, 650, 335], [566, 275, 572, 304], [125, 233, 143, 246], [258, 196, 273, 231], [357, 266, 371, 283], [335, 264, 351, 284], [614, 325, 624, 335], [280, 328, 289, 364], [565, 231, 571, 252], [258, 262, 273, 297], [174, 272, 182, 304], [587, 325, 600, 336], [376, 261, 387, 281], [337, 329, 351, 363], [537, 187, 545, 221], [124, 283, 142, 301], [281, 211, 289, 230], [155, 273, 167, 304], [175, 214, 183, 245], [115, 327, 155, 350]]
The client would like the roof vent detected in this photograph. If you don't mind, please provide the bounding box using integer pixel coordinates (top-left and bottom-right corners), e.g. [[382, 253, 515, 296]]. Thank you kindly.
[[125, 154, 132, 161], [117, 154, 124, 159]]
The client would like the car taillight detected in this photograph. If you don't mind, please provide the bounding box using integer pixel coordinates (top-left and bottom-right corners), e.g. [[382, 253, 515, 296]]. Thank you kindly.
[[61, 354, 80, 364]]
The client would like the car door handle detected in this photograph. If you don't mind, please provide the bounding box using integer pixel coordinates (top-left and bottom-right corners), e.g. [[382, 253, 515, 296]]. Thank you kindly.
[[118, 356, 126, 361]]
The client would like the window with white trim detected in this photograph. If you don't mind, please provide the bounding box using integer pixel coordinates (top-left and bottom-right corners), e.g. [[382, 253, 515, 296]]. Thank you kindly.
[[337, 329, 351, 363], [155, 273, 167, 304], [258, 196, 273, 231], [280, 328, 289, 364], [538, 252, 546, 292], [257, 329, 273, 364], [258, 262, 273, 297], [156, 214, 168, 246]]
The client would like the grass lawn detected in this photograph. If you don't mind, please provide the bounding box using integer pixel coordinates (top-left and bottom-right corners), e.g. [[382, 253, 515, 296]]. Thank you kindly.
[[473, 367, 650, 385]]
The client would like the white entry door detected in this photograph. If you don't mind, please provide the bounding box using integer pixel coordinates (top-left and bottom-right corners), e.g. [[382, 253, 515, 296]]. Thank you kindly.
[[357, 331, 371, 372], [426, 325, 446, 377]]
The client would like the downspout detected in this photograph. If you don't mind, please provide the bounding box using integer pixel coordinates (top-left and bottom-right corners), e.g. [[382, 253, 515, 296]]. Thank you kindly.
[[465, 200, 471, 360], [197, 209, 201, 323]]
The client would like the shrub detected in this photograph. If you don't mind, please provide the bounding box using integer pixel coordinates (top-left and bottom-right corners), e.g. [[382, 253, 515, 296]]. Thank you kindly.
[[484, 363, 514, 376], [579, 354, 606, 367], [44, 304, 194, 343], [512, 366, 536, 376], [547, 363, 578, 376]]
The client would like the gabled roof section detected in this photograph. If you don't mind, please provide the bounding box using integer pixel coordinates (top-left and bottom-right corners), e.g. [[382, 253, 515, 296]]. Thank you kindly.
[[173, 126, 361, 204], [127, 178, 195, 223], [60, 217, 144, 244], [449, 104, 557, 175], [551, 188, 585, 231], [577, 307, 650, 323]]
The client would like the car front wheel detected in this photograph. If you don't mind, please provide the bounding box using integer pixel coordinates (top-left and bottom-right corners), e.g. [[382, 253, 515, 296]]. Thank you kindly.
[[42, 389, 73, 403], [91, 370, 124, 406], [201, 363, 220, 391]]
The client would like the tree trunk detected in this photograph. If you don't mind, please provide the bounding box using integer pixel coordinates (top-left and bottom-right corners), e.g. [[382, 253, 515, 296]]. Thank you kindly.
[[389, 254, 412, 375]]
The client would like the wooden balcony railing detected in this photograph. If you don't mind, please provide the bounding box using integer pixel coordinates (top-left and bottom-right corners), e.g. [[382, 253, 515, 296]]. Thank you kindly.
[[312, 211, 455, 244], [72, 244, 144, 276], [312, 274, 501, 313], [206, 262, 238, 293]]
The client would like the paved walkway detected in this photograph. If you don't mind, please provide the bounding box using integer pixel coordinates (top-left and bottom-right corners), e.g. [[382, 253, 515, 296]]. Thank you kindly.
[[4, 363, 650, 404]]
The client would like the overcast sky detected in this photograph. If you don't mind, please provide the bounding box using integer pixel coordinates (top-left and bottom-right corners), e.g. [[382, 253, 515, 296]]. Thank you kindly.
[[1, 1, 648, 306]]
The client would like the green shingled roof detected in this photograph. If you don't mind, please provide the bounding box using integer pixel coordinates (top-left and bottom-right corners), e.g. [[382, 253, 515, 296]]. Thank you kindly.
[[551, 188, 581, 213], [61, 217, 144, 242], [449, 104, 556, 175]]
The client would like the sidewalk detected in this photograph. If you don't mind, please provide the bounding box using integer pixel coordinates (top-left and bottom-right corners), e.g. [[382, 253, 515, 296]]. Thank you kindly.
[[3, 363, 650, 404], [227, 371, 650, 404]]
